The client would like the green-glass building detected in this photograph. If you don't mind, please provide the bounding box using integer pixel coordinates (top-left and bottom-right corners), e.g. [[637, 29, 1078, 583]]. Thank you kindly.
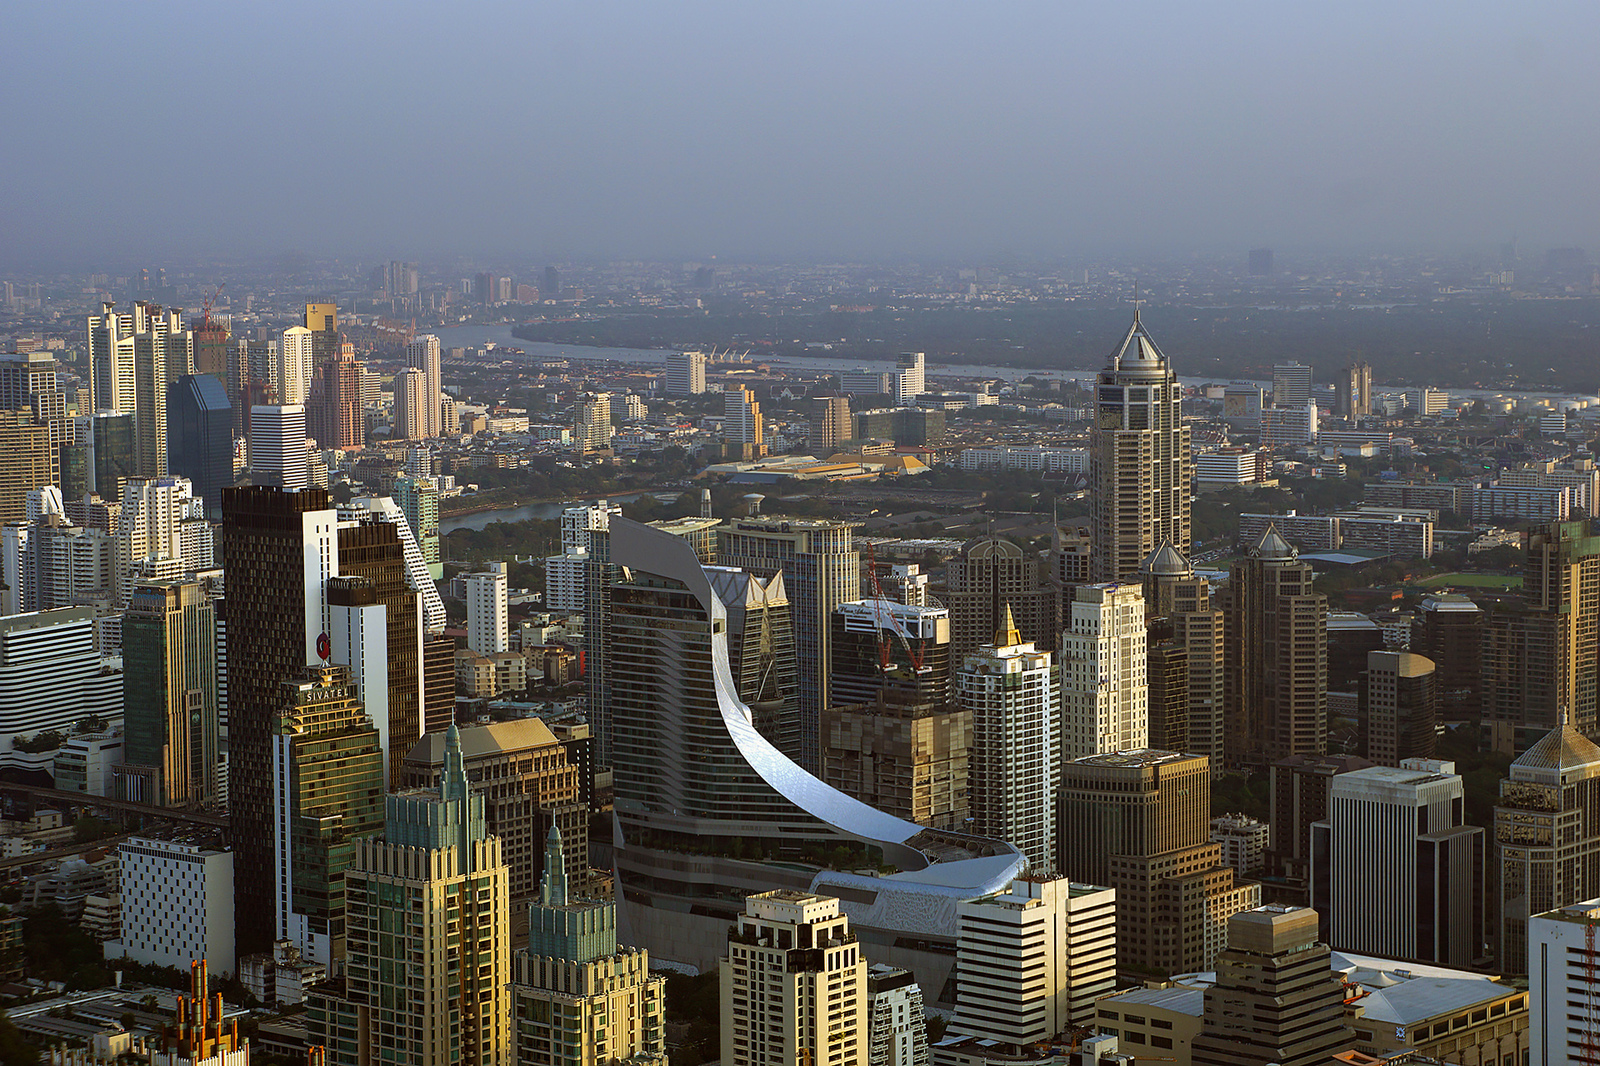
[[120, 580, 219, 807], [272, 663, 386, 969]]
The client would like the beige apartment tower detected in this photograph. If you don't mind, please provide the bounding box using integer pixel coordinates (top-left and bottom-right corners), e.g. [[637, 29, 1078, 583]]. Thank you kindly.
[[959, 608, 1059, 873], [721, 890, 867, 1066], [1089, 309, 1192, 583]]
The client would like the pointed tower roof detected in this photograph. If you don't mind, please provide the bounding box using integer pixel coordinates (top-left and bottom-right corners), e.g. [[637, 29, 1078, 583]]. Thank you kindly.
[[1513, 718, 1600, 777], [1140, 539, 1193, 576], [1108, 306, 1170, 377], [442, 720, 467, 804], [539, 825, 570, 907], [995, 604, 1022, 647], [1252, 525, 1296, 560]]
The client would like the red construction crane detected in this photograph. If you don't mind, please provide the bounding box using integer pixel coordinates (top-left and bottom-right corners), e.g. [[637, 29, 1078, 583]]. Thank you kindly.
[[865, 542, 927, 675], [200, 282, 226, 331]]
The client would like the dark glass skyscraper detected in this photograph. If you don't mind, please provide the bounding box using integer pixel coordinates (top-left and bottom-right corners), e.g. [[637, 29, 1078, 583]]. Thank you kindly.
[[168, 374, 233, 517]]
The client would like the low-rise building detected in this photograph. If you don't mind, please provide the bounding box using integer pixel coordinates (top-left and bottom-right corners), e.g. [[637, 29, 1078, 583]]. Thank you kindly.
[[106, 836, 234, 973]]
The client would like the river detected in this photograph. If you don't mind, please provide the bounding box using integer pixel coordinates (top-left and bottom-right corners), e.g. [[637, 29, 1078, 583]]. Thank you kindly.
[[432, 324, 1594, 403], [440, 491, 657, 533]]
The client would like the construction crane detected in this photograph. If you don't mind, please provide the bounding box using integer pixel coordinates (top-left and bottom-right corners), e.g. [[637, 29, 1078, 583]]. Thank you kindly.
[[865, 542, 927, 676], [199, 282, 226, 331]]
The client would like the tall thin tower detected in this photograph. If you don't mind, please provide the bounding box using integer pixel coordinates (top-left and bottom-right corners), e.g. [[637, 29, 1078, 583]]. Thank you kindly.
[[1089, 308, 1191, 583]]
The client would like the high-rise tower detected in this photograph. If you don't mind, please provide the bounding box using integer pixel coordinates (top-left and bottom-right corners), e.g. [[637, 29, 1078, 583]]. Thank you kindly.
[[718, 516, 861, 773], [309, 723, 512, 1066], [1222, 528, 1328, 768], [120, 580, 220, 808], [720, 891, 867, 1066], [221, 486, 341, 957], [403, 334, 442, 439], [959, 607, 1059, 873], [1060, 583, 1148, 760], [513, 827, 667, 1066], [1089, 309, 1191, 583]]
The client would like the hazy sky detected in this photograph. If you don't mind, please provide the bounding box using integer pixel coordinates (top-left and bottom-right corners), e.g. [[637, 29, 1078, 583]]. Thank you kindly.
[[5, 1, 1598, 266]]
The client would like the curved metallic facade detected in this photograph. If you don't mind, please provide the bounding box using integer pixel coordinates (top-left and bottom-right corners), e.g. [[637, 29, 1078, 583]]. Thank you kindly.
[[609, 519, 1023, 1001]]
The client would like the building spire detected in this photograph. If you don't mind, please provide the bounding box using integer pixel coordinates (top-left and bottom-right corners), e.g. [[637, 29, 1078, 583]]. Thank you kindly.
[[540, 825, 569, 907], [443, 720, 467, 804], [996, 603, 1022, 648]]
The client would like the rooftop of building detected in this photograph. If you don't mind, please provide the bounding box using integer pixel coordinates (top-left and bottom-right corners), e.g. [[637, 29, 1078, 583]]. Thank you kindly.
[[0, 606, 96, 635], [1332, 762, 1460, 790], [1067, 748, 1199, 770], [1098, 983, 1206, 1017], [1512, 720, 1600, 775], [1532, 898, 1600, 926], [402, 717, 561, 765]]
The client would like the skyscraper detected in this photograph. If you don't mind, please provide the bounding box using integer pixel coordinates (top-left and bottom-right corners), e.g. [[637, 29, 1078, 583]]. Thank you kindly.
[[86, 301, 135, 415], [808, 393, 850, 454], [131, 301, 189, 479], [574, 392, 612, 453], [308, 724, 512, 1066], [403, 334, 442, 439], [1335, 360, 1373, 418], [117, 475, 214, 605], [271, 662, 385, 968], [391, 367, 429, 441], [1189, 906, 1353, 1066], [392, 475, 441, 580], [943, 877, 1116, 1051], [1140, 543, 1226, 763], [720, 891, 867, 1066], [664, 349, 707, 395], [959, 607, 1059, 873], [829, 599, 952, 709], [166, 374, 233, 517], [0, 409, 56, 524], [277, 326, 313, 406], [304, 301, 340, 373], [311, 342, 364, 450], [513, 828, 667, 1066], [73, 411, 136, 500], [221, 485, 341, 957], [119, 580, 219, 808], [1271, 362, 1314, 409], [718, 516, 861, 774], [942, 536, 1055, 660], [723, 384, 765, 458], [1525, 521, 1600, 736], [1222, 528, 1328, 768], [1058, 750, 1259, 976], [1089, 309, 1192, 582], [1492, 719, 1600, 972], [1311, 760, 1484, 968], [1359, 650, 1438, 766], [334, 520, 422, 788], [248, 405, 309, 491], [867, 965, 930, 1066], [1060, 583, 1149, 760], [1527, 899, 1600, 1065], [467, 561, 509, 654], [1411, 593, 1483, 721]]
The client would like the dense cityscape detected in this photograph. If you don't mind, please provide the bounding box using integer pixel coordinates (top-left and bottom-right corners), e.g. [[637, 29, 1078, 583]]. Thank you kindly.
[[9, 3, 1600, 1065], [0, 247, 1596, 1066]]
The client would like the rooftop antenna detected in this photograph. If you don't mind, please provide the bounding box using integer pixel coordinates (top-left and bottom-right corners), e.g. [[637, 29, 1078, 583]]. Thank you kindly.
[[1132, 280, 1144, 325]]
